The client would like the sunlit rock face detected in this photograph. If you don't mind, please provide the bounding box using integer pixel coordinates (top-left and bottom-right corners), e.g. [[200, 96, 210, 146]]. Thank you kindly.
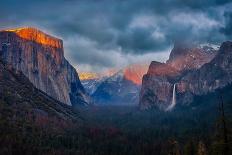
[[123, 63, 149, 85], [140, 42, 219, 110], [4, 28, 63, 48], [146, 61, 179, 77], [0, 27, 88, 106], [79, 72, 99, 81]]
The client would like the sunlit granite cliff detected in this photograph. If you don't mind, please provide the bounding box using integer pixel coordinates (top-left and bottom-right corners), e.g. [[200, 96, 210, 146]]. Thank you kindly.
[[0, 27, 89, 105]]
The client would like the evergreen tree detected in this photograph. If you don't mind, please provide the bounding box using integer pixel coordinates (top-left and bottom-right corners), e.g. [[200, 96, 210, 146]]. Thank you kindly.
[[212, 95, 230, 155]]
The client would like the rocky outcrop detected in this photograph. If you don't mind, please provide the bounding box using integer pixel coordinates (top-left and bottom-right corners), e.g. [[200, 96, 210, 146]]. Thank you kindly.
[[176, 41, 232, 104], [140, 61, 180, 109], [167, 42, 218, 71], [140, 42, 219, 110], [0, 27, 88, 106], [123, 63, 149, 85]]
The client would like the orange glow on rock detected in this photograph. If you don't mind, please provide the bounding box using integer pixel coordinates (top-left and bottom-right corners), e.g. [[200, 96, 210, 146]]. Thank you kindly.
[[79, 64, 148, 84], [79, 69, 118, 81], [2, 27, 62, 48], [79, 72, 98, 80], [147, 61, 179, 77], [123, 64, 149, 85]]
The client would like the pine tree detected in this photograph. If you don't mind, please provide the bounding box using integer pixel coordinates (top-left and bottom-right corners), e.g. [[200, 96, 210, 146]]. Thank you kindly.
[[212, 95, 230, 155], [220, 95, 229, 155]]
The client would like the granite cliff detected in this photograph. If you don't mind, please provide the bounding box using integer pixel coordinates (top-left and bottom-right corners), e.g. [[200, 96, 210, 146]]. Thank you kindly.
[[140, 42, 219, 110], [0, 27, 88, 106], [177, 41, 232, 105]]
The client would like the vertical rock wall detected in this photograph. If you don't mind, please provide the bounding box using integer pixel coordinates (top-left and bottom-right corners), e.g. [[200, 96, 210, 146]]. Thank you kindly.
[[0, 27, 88, 105]]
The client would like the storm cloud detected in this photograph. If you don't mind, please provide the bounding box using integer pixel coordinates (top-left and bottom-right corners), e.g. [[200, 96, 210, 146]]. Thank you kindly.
[[0, 0, 232, 72]]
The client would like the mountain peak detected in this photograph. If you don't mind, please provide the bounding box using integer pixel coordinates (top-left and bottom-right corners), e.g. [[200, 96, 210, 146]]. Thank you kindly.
[[79, 72, 99, 81], [219, 41, 232, 51], [0, 27, 62, 48], [2, 27, 38, 32], [123, 63, 149, 85], [2, 27, 30, 32], [167, 42, 218, 71]]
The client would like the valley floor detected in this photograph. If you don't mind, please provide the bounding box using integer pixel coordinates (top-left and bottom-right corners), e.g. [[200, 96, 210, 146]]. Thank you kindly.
[[0, 100, 232, 155], [73, 104, 232, 155]]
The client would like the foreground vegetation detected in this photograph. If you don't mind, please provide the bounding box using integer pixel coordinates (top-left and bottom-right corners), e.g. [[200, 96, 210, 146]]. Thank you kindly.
[[0, 102, 231, 155]]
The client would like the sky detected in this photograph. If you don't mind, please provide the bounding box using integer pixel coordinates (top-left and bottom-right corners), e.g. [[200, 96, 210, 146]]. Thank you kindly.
[[0, 0, 232, 72]]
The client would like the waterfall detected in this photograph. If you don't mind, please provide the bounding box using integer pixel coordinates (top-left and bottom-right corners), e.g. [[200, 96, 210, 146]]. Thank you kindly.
[[166, 83, 176, 111]]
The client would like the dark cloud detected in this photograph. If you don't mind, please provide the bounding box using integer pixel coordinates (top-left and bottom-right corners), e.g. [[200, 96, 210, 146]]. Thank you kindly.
[[0, 0, 232, 72], [117, 27, 168, 53], [220, 11, 232, 37]]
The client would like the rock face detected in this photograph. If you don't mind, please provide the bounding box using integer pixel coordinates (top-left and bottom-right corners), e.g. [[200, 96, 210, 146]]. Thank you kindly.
[[123, 63, 149, 85], [167, 42, 218, 71], [0, 60, 79, 120], [140, 42, 219, 110], [0, 27, 88, 106], [140, 62, 180, 109], [177, 41, 232, 104]]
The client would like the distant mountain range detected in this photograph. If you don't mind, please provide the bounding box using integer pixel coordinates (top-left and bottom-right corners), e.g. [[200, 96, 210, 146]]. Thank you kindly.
[[79, 69, 117, 95], [80, 64, 149, 105]]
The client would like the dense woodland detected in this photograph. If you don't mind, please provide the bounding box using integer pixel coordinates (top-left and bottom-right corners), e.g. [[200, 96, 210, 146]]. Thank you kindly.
[[0, 61, 232, 155]]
